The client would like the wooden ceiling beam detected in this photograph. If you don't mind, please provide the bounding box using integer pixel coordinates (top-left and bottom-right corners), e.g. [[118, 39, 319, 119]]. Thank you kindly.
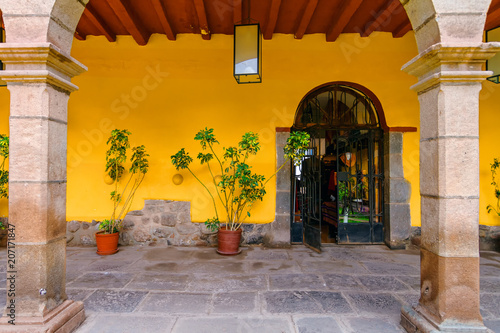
[[392, 19, 412, 38], [233, 0, 242, 24], [486, 2, 500, 30], [107, 0, 149, 45], [362, 0, 401, 37], [74, 31, 85, 40], [83, 5, 116, 42], [193, 0, 211, 40], [326, 0, 363, 42], [295, 0, 318, 39], [150, 0, 176, 40], [264, 0, 281, 40]]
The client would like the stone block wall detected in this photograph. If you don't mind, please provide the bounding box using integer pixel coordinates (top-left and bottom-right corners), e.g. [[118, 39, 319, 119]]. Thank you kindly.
[[383, 132, 412, 249], [64, 200, 271, 247]]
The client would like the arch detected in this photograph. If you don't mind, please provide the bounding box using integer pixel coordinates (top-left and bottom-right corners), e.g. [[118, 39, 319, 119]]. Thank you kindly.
[[399, 0, 492, 53], [1, 0, 88, 54], [294, 81, 388, 131]]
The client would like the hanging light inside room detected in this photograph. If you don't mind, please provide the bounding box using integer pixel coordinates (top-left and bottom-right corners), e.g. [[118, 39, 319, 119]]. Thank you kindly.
[[233, 0, 262, 84]]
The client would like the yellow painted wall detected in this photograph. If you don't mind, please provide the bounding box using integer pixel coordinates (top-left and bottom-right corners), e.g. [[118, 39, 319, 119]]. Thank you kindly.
[[0, 31, 496, 227], [63, 32, 422, 225], [0, 88, 8, 217], [480, 81, 500, 227]]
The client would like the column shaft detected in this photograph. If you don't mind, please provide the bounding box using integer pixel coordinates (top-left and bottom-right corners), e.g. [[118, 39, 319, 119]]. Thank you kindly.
[[400, 43, 500, 333]]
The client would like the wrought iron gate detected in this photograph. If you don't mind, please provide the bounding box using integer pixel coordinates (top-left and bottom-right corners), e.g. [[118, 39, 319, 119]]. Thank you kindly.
[[290, 83, 384, 250], [292, 130, 322, 252]]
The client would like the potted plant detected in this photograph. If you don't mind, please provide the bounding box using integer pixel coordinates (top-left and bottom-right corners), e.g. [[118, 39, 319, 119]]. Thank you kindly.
[[487, 158, 500, 217], [96, 129, 149, 255], [171, 128, 309, 255], [0, 134, 8, 230]]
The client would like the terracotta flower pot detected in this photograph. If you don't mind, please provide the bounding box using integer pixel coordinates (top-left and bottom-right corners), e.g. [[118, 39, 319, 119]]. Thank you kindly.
[[216, 227, 242, 255], [95, 231, 119, 255]]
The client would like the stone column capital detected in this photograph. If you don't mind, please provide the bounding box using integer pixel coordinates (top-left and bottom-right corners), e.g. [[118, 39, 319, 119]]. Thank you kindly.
[[0, 42, 87, 93], [402, 42, 500, 93]]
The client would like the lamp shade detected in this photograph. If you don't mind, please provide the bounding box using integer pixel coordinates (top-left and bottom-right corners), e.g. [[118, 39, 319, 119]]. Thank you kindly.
[[234, 23, 262, 84], [486, 27, 500, 83]]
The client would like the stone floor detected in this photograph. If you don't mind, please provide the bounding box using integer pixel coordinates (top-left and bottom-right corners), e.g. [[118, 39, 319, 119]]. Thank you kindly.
[[7, 244, 500, 332]]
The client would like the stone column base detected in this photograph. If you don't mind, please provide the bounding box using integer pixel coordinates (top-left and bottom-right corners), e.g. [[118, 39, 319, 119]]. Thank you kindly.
[[0, 300, 85, 333], [401, 305, 491, 333]]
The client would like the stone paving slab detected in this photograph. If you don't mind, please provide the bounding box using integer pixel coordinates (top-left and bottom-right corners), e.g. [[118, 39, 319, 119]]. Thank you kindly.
[[322, 274, 364, 291], [138, 292, 212, 314], [298, 260, 369, 274], [245, 260, 302, 274], [84, 290, 148, 313], [294, 316, 344, 333], [187, 274, 267, 292], [357, 275, 412, 292], [60, 245, 500, 333], [345, 292, 403, 315], [126, 272, 190, 291], [212, 292, 258, 313], [172, 316, 295, 333], [69, 272, 135, 289], [361, 261, 419, 276], [76, 314, 176, 333], [345, 316, 402, 333], [269, 273, 327, 291], [263, 291, 352, 314]]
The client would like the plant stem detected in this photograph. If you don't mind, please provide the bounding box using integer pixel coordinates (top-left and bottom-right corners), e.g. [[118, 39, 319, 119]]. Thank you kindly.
[[187, 167, 219, 221], [263, 160, 288, 187]]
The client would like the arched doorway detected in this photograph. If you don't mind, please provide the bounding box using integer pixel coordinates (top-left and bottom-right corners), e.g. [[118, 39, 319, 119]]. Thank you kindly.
[[291, 82, 384, 252]]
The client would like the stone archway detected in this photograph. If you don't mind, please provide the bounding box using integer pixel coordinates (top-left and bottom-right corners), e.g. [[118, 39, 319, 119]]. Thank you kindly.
[[399, 0, 500, 332], [0, 0, 88, 331]]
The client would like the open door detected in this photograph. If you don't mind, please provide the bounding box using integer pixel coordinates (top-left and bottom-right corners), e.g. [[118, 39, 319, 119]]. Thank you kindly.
[[291, 83, 385, 248], [334, 130, 384, 244], [292, 129, 322, 252]]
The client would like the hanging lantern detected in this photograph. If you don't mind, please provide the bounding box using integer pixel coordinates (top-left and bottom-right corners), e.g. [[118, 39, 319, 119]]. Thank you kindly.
[[486, 26, 500, 83], [233, 23, 262, 84]]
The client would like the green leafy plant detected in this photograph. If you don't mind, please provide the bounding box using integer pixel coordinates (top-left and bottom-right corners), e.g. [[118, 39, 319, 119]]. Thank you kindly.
[[172, 128, 310, 232], [0, 134, 8, 200], [487, 158, 500, 217], [0, 134, 8, 229], [100, 129, 149, 234]]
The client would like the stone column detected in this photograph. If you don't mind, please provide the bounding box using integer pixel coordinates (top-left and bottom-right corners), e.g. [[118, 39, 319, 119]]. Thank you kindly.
[[263, 128, 291, 248], [400, 44, 500, 332], [0, 44, 86, 332], [384, 132, 411, 249]]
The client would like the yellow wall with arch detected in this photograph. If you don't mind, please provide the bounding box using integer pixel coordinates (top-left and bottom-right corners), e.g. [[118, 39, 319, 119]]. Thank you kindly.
[[64, 31, 422, 225], [0, 31, 497, 227]]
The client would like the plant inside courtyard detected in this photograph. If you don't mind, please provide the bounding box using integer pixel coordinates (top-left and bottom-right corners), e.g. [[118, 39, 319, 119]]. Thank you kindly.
[[0, 134, 8, 200], [0, 134, 8, 229], [101, 129, 149, 234], [171, 128, 310, 232], [487, 157, 500, 217]]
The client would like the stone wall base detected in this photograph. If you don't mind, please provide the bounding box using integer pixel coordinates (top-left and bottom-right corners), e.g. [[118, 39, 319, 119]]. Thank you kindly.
[[64, 200, 275, 247], [0, 300, 85, 333], [2, 204, 500, 251]]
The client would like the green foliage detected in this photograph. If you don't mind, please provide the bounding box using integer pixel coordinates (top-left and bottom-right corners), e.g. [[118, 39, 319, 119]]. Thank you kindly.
[[487, 158, 500, 217], [0, 134, 8, 229], [101, 129, 149, 234], [98, 219, 120, 234], [0, 134, 8, 200], [284, 131, 310, 165], [171, 128, 310, 231]]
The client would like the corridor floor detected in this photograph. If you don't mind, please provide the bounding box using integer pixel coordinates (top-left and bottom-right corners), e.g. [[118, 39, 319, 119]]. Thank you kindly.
[[38, 245, 500, 332]]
